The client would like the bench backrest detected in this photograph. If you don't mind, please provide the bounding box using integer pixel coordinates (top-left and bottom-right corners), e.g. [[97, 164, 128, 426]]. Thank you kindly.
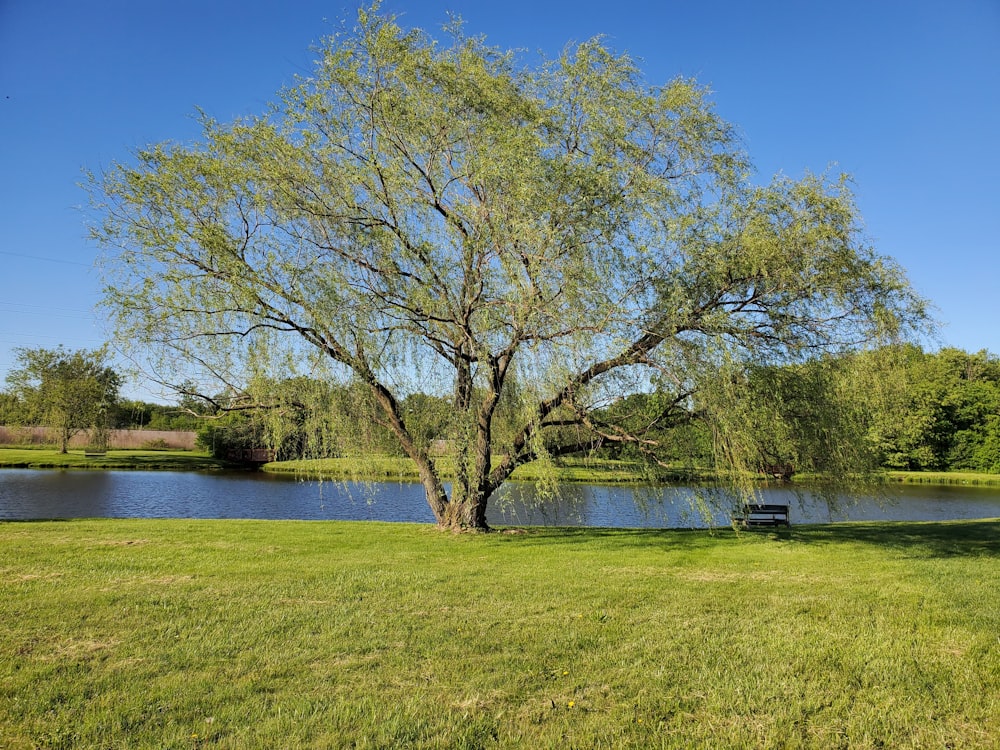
[[744, 504, 788, 514]]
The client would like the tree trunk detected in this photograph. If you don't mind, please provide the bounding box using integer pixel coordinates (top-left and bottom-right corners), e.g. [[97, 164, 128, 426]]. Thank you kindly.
[[439, 489, 491, 532], [363, 358, 494, 531]]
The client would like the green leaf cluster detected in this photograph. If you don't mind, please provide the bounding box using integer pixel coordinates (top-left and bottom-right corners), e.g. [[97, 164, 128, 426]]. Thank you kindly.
[[869, 346, 1000, 473]]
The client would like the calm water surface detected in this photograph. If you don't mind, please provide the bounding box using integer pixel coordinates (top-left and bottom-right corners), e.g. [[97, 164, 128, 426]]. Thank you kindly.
[[2, 469, 1000, 527]]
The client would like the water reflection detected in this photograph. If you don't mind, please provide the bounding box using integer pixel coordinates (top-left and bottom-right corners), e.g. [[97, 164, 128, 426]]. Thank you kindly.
[[1, 469, 999, 527]]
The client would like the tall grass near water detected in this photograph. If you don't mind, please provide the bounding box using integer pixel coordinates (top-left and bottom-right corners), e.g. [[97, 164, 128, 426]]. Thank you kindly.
[[0, 426, 196, 450]]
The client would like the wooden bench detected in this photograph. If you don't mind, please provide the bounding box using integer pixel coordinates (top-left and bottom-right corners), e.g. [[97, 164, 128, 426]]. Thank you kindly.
[[737, 503, 790, 528]]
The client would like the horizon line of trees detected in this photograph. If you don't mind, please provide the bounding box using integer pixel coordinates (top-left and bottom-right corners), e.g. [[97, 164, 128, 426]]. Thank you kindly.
[[151, 345, 1000, 476], [3, 344, 999, 474]]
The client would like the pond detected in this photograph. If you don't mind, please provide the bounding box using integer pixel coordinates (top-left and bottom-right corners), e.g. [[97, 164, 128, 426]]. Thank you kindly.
[[2, 469, 1000, 527]]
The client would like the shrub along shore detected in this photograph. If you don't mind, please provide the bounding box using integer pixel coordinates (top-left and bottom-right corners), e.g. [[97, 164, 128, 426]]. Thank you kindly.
[[1, 518, 998, 748]]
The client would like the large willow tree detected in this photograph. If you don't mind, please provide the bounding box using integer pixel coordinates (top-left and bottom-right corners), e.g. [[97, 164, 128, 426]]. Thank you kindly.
[[91, 7, 925, 530]]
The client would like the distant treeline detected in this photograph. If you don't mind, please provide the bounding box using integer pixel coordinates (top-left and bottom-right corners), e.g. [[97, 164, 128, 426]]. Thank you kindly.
[[178, 346, 1000, 475], [588, 345, 998, 475], [3, 346, 997, 474], [868, 346, 1000, 472], [0, 397, 204, 435]]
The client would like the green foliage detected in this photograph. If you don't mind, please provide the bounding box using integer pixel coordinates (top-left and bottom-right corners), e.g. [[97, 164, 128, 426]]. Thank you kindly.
[[139, 437, 171, 450], [867, 346, 1000, 472], [116, 398, 205, 431], [3, 346, 122, 453], [706, 361, 844, 480], [90, 5, 927, 527], [196, 413, 264, 460], [194, 377, 404, 462], [0, 392, 21, 424], [400, 392, 451, 449], [598, 345, 1000, 481]]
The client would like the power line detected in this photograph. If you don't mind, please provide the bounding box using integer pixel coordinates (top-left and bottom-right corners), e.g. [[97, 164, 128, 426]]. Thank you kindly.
[[0, 315, 101, 325], [0, 301, 96, 315], [0, 250, 93, 267], [0, 309, 100, 323], [0, 336, 107, 347]]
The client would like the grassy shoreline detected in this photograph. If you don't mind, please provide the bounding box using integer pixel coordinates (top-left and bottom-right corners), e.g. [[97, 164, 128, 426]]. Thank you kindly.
[[1, 447, 999, 487], [259, 455, 701, 484], [2, 517, 998, 748], [0, 447, 230, 471], [263, 456, 1000, 487], [886, 470, 1000, 486]]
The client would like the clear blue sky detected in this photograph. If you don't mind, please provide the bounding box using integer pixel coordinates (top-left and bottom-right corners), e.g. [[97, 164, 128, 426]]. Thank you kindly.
[[1, 0, 998, 402]]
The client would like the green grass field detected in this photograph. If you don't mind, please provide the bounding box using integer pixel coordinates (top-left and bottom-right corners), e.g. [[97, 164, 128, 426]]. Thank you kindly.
[[2, 518, 998, 748]]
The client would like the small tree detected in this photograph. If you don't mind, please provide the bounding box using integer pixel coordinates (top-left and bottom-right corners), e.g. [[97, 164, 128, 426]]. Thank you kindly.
[[90, 7, 926, 529], [5, 347, 122, 453], [0, 392, 22, 426]]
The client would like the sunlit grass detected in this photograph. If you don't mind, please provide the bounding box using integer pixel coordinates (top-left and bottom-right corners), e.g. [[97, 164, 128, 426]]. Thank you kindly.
[[263, 455, 707, 484], [2, 518, 999, 748], [887, 470, 1000, 486]]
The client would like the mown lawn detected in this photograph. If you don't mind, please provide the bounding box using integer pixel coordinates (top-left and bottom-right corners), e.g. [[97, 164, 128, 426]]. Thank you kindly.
[[1, 519, 998, 748]]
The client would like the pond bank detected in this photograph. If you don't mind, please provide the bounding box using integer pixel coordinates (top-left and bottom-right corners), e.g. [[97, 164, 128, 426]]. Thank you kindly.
[[265, 457, 1000, 487], [260, 456, 697, 484], [0, 448, 229, 471], [887, 470, 1000, 486], [1, 448, 998, 487]]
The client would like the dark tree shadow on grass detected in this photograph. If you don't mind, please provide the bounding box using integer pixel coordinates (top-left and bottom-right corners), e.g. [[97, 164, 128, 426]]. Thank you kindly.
[[787, 519, 1000, 559], [493, 525, 743, 552], [497, 519, 1000, 559]]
